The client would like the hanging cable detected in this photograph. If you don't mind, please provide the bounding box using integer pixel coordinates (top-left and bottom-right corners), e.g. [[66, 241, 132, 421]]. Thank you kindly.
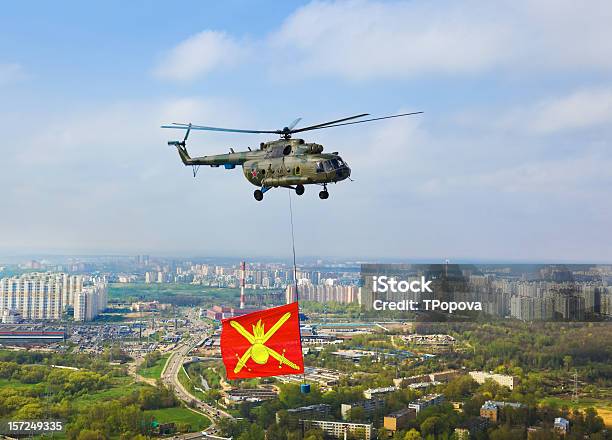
[[288, 191, 298, 302], [288, 191, 308, 389]]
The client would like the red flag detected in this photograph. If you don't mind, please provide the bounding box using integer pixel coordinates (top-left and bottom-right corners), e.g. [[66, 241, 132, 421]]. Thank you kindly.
[[221, 302, 304, 380]]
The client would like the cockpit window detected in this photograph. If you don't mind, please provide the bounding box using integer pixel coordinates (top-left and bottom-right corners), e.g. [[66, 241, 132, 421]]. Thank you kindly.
[[319, 159, 345, 172]]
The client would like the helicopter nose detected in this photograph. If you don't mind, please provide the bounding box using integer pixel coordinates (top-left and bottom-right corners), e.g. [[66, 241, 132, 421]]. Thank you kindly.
[[337, 162, 351, 180]]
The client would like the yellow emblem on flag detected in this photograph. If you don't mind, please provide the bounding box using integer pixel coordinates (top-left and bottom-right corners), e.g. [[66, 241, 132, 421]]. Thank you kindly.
[[230, 312, 300, 373]]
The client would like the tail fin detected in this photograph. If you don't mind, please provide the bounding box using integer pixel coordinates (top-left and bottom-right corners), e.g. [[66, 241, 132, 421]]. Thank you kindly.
[[167, 123, 193, 165], [168, 141, 193, 165], [176, 145, 192, 165]]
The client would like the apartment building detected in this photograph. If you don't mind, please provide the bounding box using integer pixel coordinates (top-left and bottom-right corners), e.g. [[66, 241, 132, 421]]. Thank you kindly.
[[0, 273, 107, 321], [468, 371, 518, 390], [300, 420, 374, 440]]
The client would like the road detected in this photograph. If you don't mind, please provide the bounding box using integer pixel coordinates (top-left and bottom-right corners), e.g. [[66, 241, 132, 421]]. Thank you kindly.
[[161, 313, 233, 437]]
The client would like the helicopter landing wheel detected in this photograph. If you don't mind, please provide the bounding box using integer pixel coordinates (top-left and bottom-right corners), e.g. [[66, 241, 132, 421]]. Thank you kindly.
[[295, 184, 305, 196], [254, 189, 264, 201], [319, 190, 329, 200]]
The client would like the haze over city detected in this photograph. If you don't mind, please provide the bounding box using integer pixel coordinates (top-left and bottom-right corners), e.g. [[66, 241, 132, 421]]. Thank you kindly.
[[1, 1, 612, 261]]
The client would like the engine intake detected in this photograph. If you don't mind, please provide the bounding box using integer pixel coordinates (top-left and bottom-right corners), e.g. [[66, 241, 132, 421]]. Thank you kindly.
[[306, 144, 324, 154]]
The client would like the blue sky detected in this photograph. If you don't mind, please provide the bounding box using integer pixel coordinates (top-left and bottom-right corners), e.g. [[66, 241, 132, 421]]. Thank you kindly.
[[1, 1, 611, 262]]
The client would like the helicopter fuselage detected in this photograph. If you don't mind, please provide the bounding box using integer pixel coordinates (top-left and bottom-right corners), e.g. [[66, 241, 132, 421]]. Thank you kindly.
[[178, 138, 351, 189]]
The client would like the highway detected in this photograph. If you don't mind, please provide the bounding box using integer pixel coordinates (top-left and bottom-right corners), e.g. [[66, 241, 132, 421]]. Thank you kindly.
[[161, 313, 233, 437]]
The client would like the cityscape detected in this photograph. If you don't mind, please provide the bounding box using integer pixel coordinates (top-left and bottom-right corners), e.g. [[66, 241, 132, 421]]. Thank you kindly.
[[3, 0, 612, 439], [3, 259, 611, 324], [0, 256, 610, 439]]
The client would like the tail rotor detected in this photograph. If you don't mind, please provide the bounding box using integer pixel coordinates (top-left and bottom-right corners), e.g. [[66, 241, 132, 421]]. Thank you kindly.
[[168, 123, 192, 148]]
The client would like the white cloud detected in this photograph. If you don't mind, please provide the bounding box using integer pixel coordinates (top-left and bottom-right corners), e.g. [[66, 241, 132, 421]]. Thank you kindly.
[[529, 88, 612, 134], [0, 63, 26, 85], [0, 97, 249, 238], [471, 86, 612, 135], [269, 1, 508, 80], [158, 1, 612, 81], [154, 31, 246, 81], [267, 0, 612, 80], [416, 154, 612, 197]]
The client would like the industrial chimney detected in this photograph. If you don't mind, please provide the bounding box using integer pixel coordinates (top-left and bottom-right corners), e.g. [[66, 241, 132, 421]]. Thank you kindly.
[[240, 261, 246, 309]]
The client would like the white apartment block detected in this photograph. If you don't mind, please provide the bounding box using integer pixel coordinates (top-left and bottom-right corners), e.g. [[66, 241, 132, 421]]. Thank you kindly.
[[286, 284, 361, 304], [469, 371, 517, 390], [74, 283, 108, 321], [301, 420, 374, 440], [0, 272, 107, 321], [363, 386, 397, 400], [408, 393, 445, 413]]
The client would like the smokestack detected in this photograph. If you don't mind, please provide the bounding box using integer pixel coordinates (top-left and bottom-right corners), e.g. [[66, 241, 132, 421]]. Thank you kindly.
[[240, 261, 246, 309]]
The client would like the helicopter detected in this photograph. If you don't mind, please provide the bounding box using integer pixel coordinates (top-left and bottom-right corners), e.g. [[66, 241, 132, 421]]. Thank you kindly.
[[162, 112, 422, 201]]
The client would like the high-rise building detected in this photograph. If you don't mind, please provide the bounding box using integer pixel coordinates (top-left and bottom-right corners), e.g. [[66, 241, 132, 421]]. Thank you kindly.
[[601, 291, 612, 317], [0, 272, 107, 321], [74, 282, 108, 321], [286, 284, 361, 304]]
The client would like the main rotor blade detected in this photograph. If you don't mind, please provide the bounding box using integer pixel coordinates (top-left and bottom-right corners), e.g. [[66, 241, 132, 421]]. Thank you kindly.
[[287, 118, 302, 130], [290, 113, 369, 134], [161, 123, 278, 135], [161, 112, 422, 137], [292, 112, 423, 133]]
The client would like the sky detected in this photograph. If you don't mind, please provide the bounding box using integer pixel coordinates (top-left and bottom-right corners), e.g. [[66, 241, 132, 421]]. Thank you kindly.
[[1, 0, 611, 262]]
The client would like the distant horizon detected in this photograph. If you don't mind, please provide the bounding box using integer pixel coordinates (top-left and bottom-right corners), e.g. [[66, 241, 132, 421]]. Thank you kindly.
[[0, 251, 610, 266]]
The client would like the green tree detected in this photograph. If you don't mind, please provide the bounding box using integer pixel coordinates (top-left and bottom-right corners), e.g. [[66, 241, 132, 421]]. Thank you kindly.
[[444, 376, 478, 400], [143, 351, 161, 368], [304, 428, 325, 440], [404, 429, 423, 440], [76, 430, 105, 440], [14, 403, 44, 419], [377, 427, 389, 439], [266, 423, 288, 440], [349, 406, 367, 422], [562, 356, 572, 371], [237, 424, 265, 440], [489, 426, 524, 440], [420, 416, 444, 438], [584, 407, 604, 434]]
